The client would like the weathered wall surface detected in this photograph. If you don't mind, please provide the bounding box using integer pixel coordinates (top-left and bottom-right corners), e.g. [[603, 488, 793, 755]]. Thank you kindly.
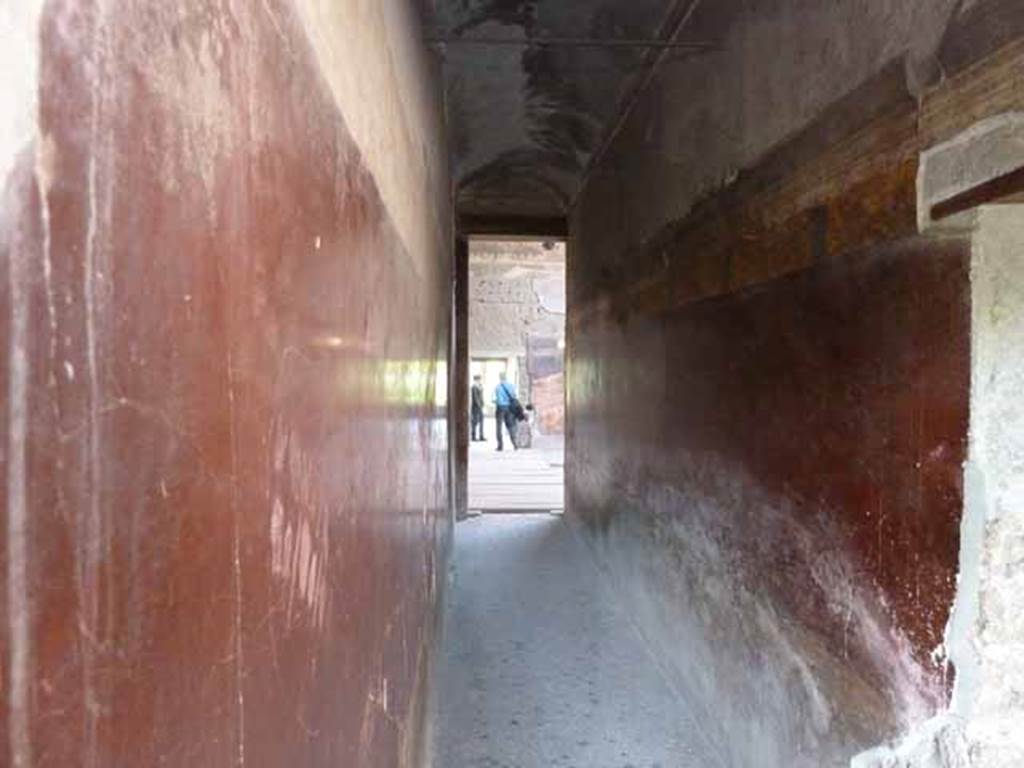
[[571, 241, 970, 766], [572, 0, 955, 301], [1, 1, 450, 766], [855, 207, 1024, 768], [568, 1, 1024, 765], [944, 206, 1024, 766]]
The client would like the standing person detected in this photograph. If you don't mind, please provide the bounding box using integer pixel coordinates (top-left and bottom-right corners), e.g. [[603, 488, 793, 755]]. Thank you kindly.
[[470, 375, 486, 442], [493, 371, 518, 451]]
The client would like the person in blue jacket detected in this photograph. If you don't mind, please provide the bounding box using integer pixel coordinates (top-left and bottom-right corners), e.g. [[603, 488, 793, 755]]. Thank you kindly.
[[493, 371, 519, 451]]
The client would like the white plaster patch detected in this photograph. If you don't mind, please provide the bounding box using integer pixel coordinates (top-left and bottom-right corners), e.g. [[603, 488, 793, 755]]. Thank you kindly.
[[958, 206, 1024, 766]]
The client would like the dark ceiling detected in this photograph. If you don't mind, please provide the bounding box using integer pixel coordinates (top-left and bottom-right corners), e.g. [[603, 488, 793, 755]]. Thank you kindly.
[[420, 0, 710, 222]]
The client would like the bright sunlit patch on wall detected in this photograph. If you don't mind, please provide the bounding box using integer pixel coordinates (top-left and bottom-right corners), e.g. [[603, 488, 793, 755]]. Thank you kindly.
[[381, 360, 440, 406], [435, 360, 448, 407], [309, 334, 370, 352]]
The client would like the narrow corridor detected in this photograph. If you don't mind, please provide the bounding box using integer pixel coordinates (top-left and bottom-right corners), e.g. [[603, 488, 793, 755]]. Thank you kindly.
[[432, 515, 717, 768], [6, 2, 1024, 766]]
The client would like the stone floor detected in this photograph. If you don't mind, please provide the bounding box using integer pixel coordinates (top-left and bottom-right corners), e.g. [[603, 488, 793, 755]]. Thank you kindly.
[[468, 432, 564, 513], [430, 514, 716, 768]]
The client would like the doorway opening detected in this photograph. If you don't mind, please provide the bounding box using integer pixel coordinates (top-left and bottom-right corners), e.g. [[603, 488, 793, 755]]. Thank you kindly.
[[465, 238, 566, 514]]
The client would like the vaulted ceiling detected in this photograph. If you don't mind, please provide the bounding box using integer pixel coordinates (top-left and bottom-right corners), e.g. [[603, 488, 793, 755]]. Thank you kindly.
[[420, 0, 711, 221]]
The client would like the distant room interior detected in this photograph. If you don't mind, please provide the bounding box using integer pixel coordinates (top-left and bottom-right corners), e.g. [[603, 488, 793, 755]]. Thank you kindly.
[[466, 239, 566, 513]]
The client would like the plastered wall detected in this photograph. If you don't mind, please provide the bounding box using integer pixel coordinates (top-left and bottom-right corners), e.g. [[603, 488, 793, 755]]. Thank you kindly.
[[857, 207, 1024, 768], [567, 1, 1024, 765], [951, 206, 1024, 766], [1, 1, 451, 766], [570, 240, 970, 766]]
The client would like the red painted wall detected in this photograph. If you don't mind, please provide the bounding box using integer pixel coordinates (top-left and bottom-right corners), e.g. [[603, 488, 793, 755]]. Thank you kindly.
[[1, 2, 450, 765], [567, 239, 970, 762]]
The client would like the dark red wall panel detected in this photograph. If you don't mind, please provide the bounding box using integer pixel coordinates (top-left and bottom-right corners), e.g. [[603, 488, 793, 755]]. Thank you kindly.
[[1, 2, 450, 766], [567, 239, 970, 762]]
